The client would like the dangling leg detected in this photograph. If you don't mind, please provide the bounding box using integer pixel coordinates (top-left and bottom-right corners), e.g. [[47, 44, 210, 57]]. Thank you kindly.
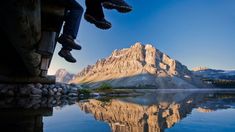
[[84, 0, 112, 30], [102, 0, 132, 13], [57, 0, 84, 63], [58, 0, 84, 50]]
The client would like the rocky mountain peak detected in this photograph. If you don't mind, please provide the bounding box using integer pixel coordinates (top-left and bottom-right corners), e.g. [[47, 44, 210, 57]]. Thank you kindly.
[[131, 42, 144, 48], [55, 69, 75, 83], [70, 42, 204, 88], [192, 67, 210, 72]]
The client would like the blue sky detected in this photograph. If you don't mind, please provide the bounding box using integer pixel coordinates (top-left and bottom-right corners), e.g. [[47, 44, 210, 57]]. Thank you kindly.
[[48, 0, 235, 74]]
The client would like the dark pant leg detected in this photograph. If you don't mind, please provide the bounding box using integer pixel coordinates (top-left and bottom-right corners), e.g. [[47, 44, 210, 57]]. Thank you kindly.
[[61, 0, 84, 39], [85, 0, 104, 20]]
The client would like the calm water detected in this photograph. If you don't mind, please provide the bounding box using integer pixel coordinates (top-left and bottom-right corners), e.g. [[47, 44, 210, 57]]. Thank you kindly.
[[1, 90, 235, 132]]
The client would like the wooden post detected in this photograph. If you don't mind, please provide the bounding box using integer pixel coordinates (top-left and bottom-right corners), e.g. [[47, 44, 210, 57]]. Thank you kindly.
[[0, 0, 66, 83], [40, 57, 51, 77], [0, 75, 55, 84], [37, 32, 57, 57], [37, 2, 65, 78], [0, 0, 42, 77]]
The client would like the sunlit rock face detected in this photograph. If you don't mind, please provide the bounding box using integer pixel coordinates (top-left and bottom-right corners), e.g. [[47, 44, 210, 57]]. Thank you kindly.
[[197, 107, 214, 113], [192, 67, 210, 72], [70, 42, 204, 88], [79, 97, 195, 132]]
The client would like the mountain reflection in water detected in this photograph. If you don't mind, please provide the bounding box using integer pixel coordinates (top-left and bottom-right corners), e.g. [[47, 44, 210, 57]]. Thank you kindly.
[[78, 90, 235, 132], [1, 90, 235, 132]]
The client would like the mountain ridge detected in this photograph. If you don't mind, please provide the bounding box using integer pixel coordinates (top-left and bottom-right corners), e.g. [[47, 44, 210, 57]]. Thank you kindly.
[[55, 69, 75, 83], [192, 67, 235, 80], [70, 42, 205, 88]]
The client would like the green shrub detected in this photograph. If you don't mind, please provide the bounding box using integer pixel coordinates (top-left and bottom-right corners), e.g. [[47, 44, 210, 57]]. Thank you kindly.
[[79, 88, 91, 95], [95, 83, 112, 92]]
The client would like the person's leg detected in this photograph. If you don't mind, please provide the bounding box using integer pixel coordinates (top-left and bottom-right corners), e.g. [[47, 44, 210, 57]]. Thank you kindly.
[[86, 0, 104, 20], [63, 6, 83, 39], [56, 0, 83, 39], [58, 0, 83, 50], [84, 0, 111, 30], [57, 0, 83, 63], [102, 0, 132, 13]]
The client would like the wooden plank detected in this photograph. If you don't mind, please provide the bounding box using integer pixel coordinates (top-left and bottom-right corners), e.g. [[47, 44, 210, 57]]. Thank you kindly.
[[40, 57, 50, 77], [0, 108, 53, 117], [0, 75, 55, 84], [41, 1, 65, 32], [40, 57, 50, 70]]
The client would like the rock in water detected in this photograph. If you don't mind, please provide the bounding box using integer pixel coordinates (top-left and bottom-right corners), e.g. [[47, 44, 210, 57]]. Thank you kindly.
[[70, 42, 205, 89]]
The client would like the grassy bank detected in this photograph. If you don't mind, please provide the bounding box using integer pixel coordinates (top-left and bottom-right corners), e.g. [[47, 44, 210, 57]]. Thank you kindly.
[[80, 83, 144, 97]]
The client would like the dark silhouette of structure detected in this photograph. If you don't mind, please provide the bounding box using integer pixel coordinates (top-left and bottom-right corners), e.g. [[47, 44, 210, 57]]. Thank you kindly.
[[0, 0, 66, 83], [0, 0, 132, 83]]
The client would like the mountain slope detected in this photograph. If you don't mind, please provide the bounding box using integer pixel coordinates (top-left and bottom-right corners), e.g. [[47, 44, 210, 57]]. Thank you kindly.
[[55, 69, 75, 83], [70, 42, 204, 88], [192, 67, 235, 80]]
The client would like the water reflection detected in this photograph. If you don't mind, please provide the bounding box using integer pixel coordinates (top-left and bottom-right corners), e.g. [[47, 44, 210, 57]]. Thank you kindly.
[[1, 90, 235, 132], [0, 107, 51, 132], [78, 90, 235, 132], [0, 96, 78, 132]]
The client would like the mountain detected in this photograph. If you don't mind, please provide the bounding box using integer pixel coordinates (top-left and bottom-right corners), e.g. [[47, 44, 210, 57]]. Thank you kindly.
[[70, 42, 205, 88], [192, 67, 235, 80], [78, 92, 197, 132], [79, 99, 189, 132], [55, 69, 75, 83], [192, 67, 210, 72], [79, 92, 235, 131]]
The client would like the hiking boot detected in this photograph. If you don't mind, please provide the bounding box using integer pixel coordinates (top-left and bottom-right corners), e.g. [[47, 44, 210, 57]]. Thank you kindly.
[[102, 0, 132, 13], [84, 13, 112, 30], [57, 34, 82, 50], [58, 49, 76, 63]]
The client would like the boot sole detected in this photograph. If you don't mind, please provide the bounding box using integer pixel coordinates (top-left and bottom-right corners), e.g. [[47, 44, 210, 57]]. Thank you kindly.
[[57, 37, 81, 50], [102, 2, 132, 13], [58, 51, 76, 63], [84, 14, 111, 30]]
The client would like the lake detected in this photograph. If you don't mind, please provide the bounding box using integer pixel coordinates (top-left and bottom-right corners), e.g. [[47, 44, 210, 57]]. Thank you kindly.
[[1, 89, 235, 132]]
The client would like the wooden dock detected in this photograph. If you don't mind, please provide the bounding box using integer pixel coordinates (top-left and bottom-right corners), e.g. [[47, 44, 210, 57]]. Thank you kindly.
[[0, 0, 65, 83]]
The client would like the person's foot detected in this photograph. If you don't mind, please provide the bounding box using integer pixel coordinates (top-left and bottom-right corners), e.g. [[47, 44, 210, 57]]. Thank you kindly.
[[102, 0, 132, 13], [84, 13, 112, 30], [58, 49, 76, 63], [57, 34, 82, 50]]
